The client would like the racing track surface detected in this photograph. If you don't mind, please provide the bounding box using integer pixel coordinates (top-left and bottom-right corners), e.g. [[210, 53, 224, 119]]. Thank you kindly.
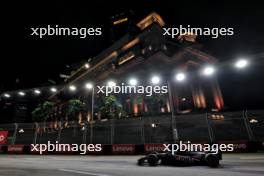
[[0, 153, 264, 176]]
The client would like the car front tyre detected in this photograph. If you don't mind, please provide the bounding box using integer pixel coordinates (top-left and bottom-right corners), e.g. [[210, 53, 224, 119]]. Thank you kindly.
[[147, 154, 158, 166]]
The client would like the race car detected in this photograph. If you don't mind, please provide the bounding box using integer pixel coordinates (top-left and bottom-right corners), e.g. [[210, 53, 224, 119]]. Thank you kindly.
[[137, 151, 222, 168]]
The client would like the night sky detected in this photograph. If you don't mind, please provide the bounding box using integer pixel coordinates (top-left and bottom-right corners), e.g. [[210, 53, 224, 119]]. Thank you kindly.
[[1, 0, 264, 109]]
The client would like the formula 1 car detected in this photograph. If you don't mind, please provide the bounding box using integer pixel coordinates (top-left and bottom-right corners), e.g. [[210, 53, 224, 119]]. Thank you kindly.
[[137, 151, 222, 168]]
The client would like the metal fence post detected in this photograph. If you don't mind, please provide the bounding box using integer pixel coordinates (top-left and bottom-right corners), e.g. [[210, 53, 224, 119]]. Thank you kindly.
[[82, 122, 87, 144], [73, 121, 77, 137], [243, 110, 255, 141], [57, 121, 62, 143], [205, 112, 215, 142], [12, 123, 18, 144], [33, 122, 39, 144], [110, 119, 115, 144], [140, 117, 145, 144], [90, 122, 93, 144]]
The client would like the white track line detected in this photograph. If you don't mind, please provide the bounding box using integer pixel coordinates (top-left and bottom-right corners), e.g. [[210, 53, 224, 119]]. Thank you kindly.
[[59, 169, 113, 176]]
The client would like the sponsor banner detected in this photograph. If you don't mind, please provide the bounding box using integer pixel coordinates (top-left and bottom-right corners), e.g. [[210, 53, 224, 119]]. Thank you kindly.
[[0, 131, 8, 145], [0, 145, 4, 153], [7, 145, 24, 153], [218, 140, 248, 152], [144, 144, 165, 153], [112, 144, 135, 154]]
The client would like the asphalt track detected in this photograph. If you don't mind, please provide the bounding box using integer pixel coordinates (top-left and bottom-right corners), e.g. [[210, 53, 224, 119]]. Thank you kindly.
[[0, 153, 264, 176]]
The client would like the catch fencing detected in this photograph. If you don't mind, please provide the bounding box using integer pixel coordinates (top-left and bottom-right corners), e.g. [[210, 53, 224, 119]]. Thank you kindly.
[[0, 110, 263, 145]]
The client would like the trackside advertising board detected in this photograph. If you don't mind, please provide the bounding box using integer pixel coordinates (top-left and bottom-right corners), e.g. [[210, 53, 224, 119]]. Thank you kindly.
[[0, 131, 8, 145]]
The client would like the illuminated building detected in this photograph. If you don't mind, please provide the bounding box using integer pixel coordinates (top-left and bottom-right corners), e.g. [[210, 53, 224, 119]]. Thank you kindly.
[[51, 12, 224, 120]]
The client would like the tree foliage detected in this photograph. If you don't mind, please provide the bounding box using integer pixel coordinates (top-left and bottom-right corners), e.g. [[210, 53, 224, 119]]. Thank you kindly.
[[99, 95, 126, 119], [32, 101, 55, 122], [66, 99, 84, 121]]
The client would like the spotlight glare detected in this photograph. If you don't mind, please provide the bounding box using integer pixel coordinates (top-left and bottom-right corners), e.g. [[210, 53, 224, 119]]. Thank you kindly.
[[129, 78, 138, 86], [50, 87, 57, 92], [34, 89, 41, 94], [151, 76, 160, 84], [4, 93, 11, 98], [18, 91, 25, 96], [85, 63, 90, 69], [107, 80, 116, 87], [176, 73, 186, 82], [69, 85, 77, 91], [202, 66, 215, 76], [235, 59, 248, 69], [85, 83, 93, 89]]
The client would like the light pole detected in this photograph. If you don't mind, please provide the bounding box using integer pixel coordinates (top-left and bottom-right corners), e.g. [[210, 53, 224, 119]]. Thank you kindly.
[[150, 75, 179, 142], [90, 87, 94, 143], [167, 72, 187, 142], [167, 81, 179, 142], [85, 83, 94, 143]]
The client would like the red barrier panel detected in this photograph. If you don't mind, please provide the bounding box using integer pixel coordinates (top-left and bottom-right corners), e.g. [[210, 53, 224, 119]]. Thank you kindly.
[[218, 140, 248, 152], [112, 144, 135, 154], [0, 131, 8, 145], [1, 141, 262, 155], [144, 144, 165, 153], [0, 145, 4, 153], [8, 145, 24, 153]]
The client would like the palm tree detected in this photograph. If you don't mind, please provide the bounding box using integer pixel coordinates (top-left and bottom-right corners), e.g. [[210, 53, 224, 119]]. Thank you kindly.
[[65, 99, 84, 126], [145, 94, 165, 115], [64, 99, 84, 136], [32, 101, 55, 132], [32, 101, 55, 122], [99, 95, 126, 119]]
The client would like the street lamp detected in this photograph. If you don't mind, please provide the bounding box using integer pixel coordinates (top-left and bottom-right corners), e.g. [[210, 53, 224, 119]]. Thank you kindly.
[[107, 80, 116, 87], [18, 91, 25, 96], [69, 85, 77, 92], [235, 59, 249, 69], [128, 78, 138, 86], [4, 93, 11, 98], [85, 83, 93, 90], [50, 87, 57, 92], [151, 75, 160, 84], [202, 66, 215, 76], [85, 63, 90, 69], [34, 89, 41, 95], [175, 73, 186, 82]]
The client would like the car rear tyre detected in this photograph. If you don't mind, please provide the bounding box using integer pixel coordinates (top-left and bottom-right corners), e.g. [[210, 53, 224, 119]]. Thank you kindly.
[[147, 154, 158, 166], [205, 155, 219, 168]]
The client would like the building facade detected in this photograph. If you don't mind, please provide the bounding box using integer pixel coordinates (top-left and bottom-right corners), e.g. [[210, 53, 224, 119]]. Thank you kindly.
[[50, 12, 224, 122]]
